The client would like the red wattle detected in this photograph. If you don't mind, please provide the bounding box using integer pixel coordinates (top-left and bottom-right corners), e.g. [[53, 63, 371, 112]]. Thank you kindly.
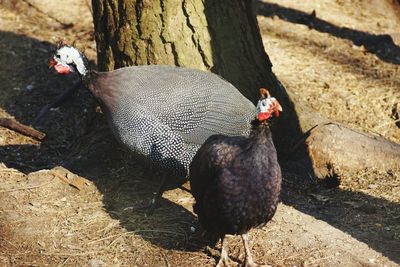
[[258, 112, 271, 122], [54, 64, 71, 75]]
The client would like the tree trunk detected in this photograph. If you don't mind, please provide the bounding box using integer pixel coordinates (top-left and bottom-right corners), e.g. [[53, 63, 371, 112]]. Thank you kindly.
[[92, 0, 213, 71], [92, 0, 400, 179]]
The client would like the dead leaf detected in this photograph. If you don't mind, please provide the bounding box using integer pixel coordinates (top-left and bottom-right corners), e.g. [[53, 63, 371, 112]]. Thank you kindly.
[[68, 176, 86, 191], [52, 167, 87, 191]]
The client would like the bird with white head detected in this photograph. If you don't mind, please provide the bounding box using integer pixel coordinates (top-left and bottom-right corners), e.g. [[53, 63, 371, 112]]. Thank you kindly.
[[46, 41, 258, 213]]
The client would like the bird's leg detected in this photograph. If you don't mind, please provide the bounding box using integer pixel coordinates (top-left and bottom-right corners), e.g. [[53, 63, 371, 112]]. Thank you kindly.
[[145, 175, 168, 216], [241, 233, 270, 267], [216, 235, 231, 267], [242, 233, 255, 267]]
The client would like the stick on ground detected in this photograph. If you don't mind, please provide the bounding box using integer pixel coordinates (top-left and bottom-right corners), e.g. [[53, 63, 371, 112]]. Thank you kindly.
[[0, 118, 46, 140]]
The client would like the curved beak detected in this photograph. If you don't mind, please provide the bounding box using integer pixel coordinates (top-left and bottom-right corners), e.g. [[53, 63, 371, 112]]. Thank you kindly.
[[48, 58, 57, 69]]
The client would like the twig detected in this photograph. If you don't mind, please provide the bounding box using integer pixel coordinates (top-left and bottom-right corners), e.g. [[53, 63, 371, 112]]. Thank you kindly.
[[96, 221, 119, 233], [0, 118, 46, 140], [33, 80, 81, 126], [21, 0, 73, 29], [56, 256, 70, 267], [88, 233, 126, 244], [0, 178, 54, 193], [285, 122, 335, 157], [39, 252, 96, 256], [3, 238, 19, 250], [337, 117, 390, 137], [107, 236, 123, 248]]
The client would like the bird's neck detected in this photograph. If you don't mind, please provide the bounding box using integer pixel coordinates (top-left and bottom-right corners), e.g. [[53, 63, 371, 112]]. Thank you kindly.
[[80, 69, 94, 87], [249, 119, 273, 143], [74, 51, 91, 83]]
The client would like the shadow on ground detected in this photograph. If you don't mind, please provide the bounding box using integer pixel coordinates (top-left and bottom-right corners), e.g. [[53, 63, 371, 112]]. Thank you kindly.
[[257, 1, 400, 65], [280, 176, 400, 263], [0, 31, 206, 252], [61, 124, 208, 252], [0, 30, 399, 262]]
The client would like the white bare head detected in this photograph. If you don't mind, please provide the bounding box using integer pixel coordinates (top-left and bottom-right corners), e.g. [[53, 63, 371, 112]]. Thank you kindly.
[[256, 88, 282, 122], [49, 44, 88, 77]]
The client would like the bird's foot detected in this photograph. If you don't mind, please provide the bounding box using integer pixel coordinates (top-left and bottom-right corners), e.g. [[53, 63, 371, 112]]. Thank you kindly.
[[241, 255, 271, 267], [216, 255, 235, 267], [243, 261, 271, 267], [216, 236, 235, 267], [240, 234, 271, 267]]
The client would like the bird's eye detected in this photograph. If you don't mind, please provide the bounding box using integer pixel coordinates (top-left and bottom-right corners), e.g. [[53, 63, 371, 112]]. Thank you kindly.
[[261, 102, 266, 106], [55, 54, 60, 59]]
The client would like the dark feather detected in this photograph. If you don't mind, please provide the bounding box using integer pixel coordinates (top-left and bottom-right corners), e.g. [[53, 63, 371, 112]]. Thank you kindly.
[[190, 120, 281, 237]]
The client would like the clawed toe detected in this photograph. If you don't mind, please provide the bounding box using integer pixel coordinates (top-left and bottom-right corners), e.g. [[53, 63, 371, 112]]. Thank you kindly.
[[216, 256, 235, 267], [244, 262, 271, 267]]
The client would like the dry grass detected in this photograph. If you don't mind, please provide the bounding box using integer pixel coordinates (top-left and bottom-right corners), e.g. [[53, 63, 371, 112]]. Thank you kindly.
[[258, 0, 400, 143], [0, 0, 399, 266]]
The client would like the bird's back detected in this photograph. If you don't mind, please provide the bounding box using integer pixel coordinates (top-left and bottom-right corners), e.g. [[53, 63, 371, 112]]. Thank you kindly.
[[92, 65, 256, 144], [89, 65, 255, 180]]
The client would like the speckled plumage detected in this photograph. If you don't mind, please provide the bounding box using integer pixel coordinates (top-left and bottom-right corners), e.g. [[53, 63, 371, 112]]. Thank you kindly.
[[190, 120, 281, 237], [84, 65, 256, 181], [50, 46, 258, 212]]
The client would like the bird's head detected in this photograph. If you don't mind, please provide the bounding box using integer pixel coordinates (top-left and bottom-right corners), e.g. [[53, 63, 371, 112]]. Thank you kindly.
[[49, 41, 88, 77], [256, 88, 282, 122]]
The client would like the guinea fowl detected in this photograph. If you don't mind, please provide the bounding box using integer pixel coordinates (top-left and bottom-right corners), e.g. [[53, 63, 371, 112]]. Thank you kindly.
[[189, 88, 282, 267], [48, 44, 256, 210]]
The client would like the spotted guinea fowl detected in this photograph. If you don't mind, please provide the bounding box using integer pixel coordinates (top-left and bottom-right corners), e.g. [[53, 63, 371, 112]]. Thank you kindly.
[[48, 43, 256, 209], [189, 88, 282, 267]]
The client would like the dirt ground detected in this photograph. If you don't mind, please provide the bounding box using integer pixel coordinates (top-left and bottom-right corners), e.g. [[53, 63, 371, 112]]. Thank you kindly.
[[0, 0, 399, 266]]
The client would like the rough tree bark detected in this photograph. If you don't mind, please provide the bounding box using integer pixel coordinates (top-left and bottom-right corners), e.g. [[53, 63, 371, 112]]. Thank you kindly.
[[92, 0, 400, 179]]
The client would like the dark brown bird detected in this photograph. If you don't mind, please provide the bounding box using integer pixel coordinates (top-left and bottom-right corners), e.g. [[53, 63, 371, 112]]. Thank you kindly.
[[189, 88, 282, 267]]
